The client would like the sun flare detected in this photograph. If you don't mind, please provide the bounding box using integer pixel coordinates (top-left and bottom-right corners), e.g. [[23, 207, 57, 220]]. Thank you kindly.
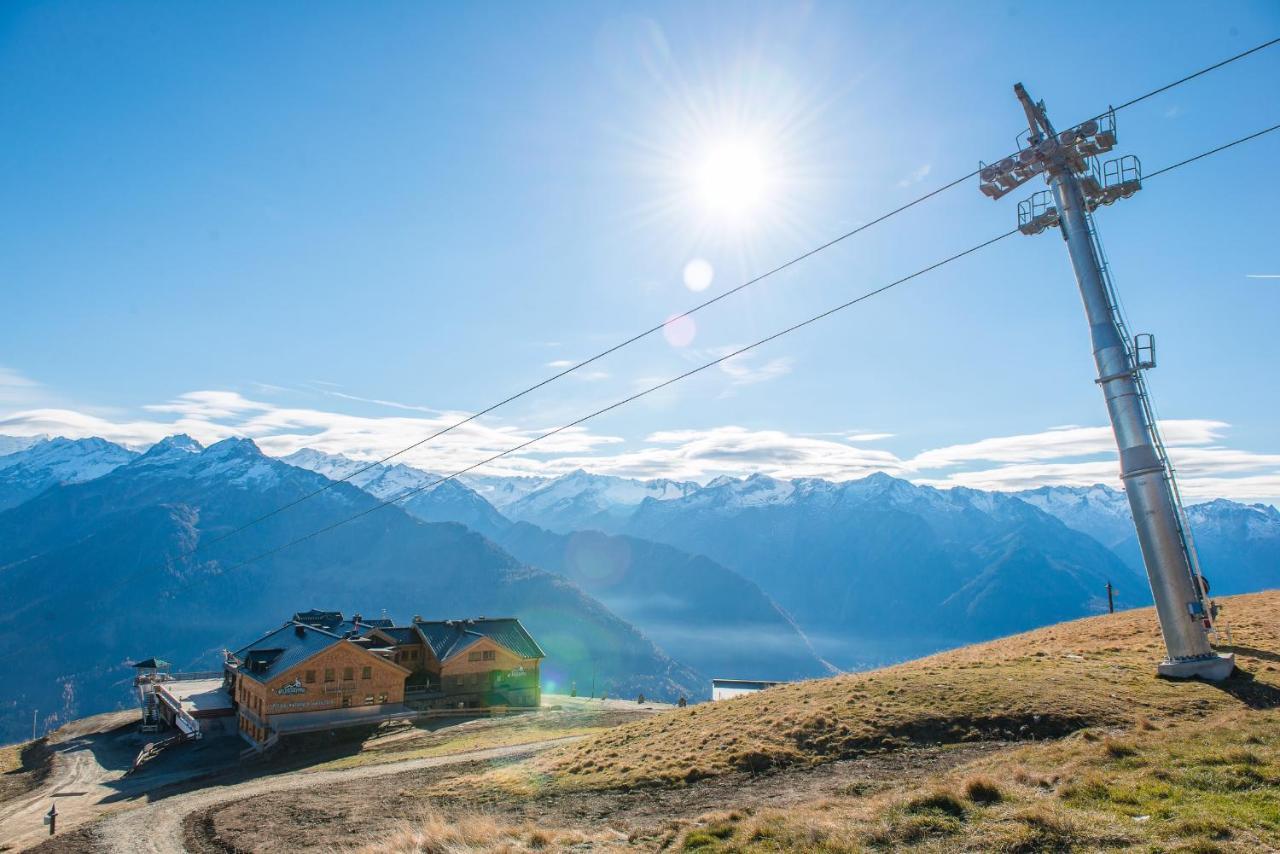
[[690, 137, 775, 224]]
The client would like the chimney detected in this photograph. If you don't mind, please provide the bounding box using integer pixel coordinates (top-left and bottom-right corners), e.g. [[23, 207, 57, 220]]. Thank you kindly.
[[412, 615, 422, 623], [295, 625, 306, 638]]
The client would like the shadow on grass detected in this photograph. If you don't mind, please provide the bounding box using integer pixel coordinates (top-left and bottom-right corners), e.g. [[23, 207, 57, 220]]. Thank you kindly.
[[1220, 644, 1280, 665], [1204, 666, 1280, 709]]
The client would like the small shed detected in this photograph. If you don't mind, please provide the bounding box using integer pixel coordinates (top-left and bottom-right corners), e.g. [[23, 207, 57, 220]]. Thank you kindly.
[[711, 678, 784, 701]]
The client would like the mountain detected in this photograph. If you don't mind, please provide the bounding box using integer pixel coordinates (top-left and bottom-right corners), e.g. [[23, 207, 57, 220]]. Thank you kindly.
[[0, 436, 138, 511], [503, 470, 699, 533], [618, 473, 1147, 669], [0, 434, 46, 457], [460, 474, 550, 511], [1016, 484, 1280, 596], [288, 452, 830, 681], [1015, 484, 1136, 548], [491, 522, 833, 682], [0, 437, 701, 744], [283, 449, 510, 537]]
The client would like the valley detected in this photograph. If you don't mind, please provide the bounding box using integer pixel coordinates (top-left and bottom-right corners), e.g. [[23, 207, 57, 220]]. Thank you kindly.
[[4, 593, 1276, 852]]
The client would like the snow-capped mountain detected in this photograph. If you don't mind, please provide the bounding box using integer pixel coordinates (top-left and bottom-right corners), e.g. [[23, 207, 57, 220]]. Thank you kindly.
[[0, 435, 701, 743], [619, 471, 1146, 668], [0, 434, 46, 457], [282, 448, 509, 535], [1014, 484, 1136, 548], [282, 448, 440, 501], [503, 469, 699, 533], [0, 436, 139, 510], [460, 473, 550, 510], [1012, 484, 1280, 595]]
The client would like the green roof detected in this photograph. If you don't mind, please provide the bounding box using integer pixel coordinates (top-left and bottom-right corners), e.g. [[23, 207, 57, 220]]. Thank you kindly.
[[413, 617, 544, 662]]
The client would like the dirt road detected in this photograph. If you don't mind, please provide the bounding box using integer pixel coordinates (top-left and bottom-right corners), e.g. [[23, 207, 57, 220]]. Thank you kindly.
[[91, 737, 581, 854], [0, 712, 139, 852]]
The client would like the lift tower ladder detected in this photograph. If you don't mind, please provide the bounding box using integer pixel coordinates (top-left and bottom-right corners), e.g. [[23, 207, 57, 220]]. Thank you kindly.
[[977, 84, 1233, 681]]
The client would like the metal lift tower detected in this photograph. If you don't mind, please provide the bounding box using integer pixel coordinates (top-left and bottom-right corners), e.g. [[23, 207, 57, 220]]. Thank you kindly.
[[978, 84, 1234, 681]]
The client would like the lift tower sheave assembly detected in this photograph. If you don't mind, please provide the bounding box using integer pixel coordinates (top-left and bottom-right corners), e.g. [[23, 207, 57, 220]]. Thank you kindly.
[[979, 84, 1234, 681]]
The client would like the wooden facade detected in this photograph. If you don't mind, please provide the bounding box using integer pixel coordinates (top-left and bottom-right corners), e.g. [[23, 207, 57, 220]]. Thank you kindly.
[[225, 613, 544, 751]]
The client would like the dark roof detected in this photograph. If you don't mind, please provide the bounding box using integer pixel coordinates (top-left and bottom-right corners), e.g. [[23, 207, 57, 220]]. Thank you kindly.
[[131, 658, 170, 669], [231, 622, 345, 684], [292, 610, 345, 631], [413, 617, 544, 662], [369, 626, 420, 645]]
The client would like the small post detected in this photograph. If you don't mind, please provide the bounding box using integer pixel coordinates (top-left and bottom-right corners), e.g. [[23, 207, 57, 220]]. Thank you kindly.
[[46, 804, 57, 836], [1106, 581, 1115, 614], [32, 708, 37, 741]]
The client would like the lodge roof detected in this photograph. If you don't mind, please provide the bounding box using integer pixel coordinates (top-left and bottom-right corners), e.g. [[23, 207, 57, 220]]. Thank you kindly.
[[413, 617, 545, 662], [130, 657, 170, 669], [370, 626, 420, 645], [230, 622, 345, 684]]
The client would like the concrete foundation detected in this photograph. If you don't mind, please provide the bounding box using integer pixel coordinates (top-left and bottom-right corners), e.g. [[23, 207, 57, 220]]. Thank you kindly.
[[1157, 653, 1236, 681]]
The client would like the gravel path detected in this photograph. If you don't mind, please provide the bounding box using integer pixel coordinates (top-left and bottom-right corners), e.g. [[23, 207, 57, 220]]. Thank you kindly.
[[92, 737, 581, 854]]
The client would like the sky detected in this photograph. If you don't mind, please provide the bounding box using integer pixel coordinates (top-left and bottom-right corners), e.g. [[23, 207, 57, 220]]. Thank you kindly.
[[2, 1, 1279, 503]]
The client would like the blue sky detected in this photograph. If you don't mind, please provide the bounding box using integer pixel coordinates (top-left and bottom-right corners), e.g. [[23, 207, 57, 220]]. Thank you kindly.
[[2, 1, 1279, 502]]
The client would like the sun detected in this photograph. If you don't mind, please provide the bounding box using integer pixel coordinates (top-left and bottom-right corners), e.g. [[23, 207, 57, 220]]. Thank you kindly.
[[689, 136, 776, 225]]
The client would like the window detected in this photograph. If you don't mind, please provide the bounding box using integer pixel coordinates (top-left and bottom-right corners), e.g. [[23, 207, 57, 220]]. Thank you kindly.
[[305, 670, 315, 684], [378, 693, 387, 703], [468, 651, 482, 662], [324, 668, 335, 683], [362, 666, 372, 680], [482, 650, 496, 661], [364, 695, 375, 705], [343, 666, 354, 681]]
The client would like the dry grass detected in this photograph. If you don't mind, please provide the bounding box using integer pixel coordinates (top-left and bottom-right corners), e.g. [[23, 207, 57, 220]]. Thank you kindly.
[[454, 591, 1280, 797], [652, 704, 1280, 851], [231, 593, 1280, 853], [348, 809, 593, 853], [0, 737, 52, 805]]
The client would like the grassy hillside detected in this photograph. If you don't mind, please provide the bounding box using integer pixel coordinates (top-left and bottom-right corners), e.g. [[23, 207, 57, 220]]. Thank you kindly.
[[412, 591, 1279, 851]]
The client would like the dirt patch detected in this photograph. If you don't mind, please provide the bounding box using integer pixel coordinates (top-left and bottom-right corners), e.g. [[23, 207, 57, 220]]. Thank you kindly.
[[187, 743, 1006, 852]]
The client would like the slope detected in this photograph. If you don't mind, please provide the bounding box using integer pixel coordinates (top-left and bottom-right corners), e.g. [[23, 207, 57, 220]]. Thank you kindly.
[[492, 522, 833, 682], [622, 473, 1146, 667], [0, 437, 701, 745], [467, 590, 1279, 798]]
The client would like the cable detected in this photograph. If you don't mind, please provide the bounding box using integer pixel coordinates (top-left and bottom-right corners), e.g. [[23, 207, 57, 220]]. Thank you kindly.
[[188, 37, 1280, 558], [1145, 122, 1280, 180], [210, 121, 1280, 576], [217, 230, 1020, 574], [1109, 38, 1279, 114]]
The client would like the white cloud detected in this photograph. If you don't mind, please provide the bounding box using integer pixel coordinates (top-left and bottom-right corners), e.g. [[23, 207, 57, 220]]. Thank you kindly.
[[546, 360, 576, 369], [0, 366, 42, 405], [897, 163, 932, 187], [714, 350, 794, 387], [0, 384, 1276, 504], [909, 421, 1229, 469]]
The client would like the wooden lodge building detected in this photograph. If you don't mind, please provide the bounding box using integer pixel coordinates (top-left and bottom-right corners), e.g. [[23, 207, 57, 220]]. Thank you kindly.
[[215, 610, 544, 751]]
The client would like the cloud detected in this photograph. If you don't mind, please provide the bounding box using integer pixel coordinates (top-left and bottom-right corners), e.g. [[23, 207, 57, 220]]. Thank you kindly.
[[0, 383, 1275, 504], [897, 163, 932, 187], [0, 366, 43, 405], [715, 350, 794, 387], [909, 421, 1229, 469], [546, 360, 576, 369]]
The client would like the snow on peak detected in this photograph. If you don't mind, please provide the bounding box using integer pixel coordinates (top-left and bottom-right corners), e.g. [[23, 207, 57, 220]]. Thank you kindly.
[[0, 434, 47, 458], [138, 434, 205, 464], [282, 449, 438, 501], [0, 435, 137, 485]]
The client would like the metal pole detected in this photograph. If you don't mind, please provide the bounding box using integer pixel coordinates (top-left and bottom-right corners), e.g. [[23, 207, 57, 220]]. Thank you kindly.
[[1014, 84, 1232, 680], [1106, 581, 1115, 615]]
